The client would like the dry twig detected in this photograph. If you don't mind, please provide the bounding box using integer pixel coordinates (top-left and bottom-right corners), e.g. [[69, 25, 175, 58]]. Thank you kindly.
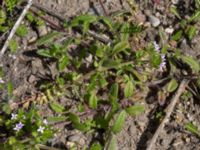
[[0, 0, 33, 60], [146, 79, 189, 150], [99, 0, 109, 16]]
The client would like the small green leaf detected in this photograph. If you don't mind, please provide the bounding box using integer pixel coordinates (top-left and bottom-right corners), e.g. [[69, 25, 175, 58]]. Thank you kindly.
[[125, 105, 145, 116], [167, 78, 178, 92], [83, 22, 90, 33], [16, 24, 28, 37], [120, 23, 130, 41], [71, 15, 97, 27], [102, 59, 120, 68], [150, 51, 162, 68], [170, 6, 181, 19], [59, 55, 69, 71], [109, 83, 119, 102], [2, 103, 11, 114], [89, 92, 98, 109], [189, 11, 200, 22], [37, 49, 52, 57], [186, 26, 197, 40], [69, 113, 80, 124], [90, 142, 102, 150], [36, 32, 61, 46], [112, 41, 130, 55], [112, 110, 127, 134], [8, 39, 18, 53], [7, 81, 13, 98], [99, 16, 113, 30], [50, 102, 65, 113], [105, 134, 117, 150], [182, 55, 200, 72], [98, 74, 108, 87], [73, 122, 91, 132], [0, 10, 6, 25], [172, 30, 183, 41], [185, 122, 200, 137], [124, 80, 134, 98]]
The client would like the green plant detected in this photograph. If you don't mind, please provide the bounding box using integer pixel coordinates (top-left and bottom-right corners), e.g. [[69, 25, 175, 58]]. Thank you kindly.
[[185, 122, 200, 138], [0, 104, 55, 150]]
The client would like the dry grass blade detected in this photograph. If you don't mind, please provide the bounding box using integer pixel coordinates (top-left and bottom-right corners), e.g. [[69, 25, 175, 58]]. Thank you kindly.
[[146, 79, 189, 150], [0, 0, 33, 61]]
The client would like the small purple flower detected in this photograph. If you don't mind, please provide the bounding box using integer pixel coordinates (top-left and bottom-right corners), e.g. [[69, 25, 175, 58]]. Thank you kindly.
[[37, 126, 45, 134], [13, 122, 24, 132], [153, 41, 166, 71], [11, 113, 18, 120]]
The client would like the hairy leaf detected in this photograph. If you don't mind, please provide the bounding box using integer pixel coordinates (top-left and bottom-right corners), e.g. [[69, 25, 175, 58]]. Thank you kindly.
[[167, 78, 178, 92], [125, 105, 145, 116], [182, 55, 200, 72], [36, 32, 61, 46], [112, 110, 127, 134], [124, 80, 134, 98], [50, 102, 65, 113], [89, 92, 98, 109], [112, 41, 130, 55]]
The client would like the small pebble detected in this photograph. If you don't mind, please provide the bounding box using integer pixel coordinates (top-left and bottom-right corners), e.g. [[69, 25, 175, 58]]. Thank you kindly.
[[67, 134, 81, 142], [149, 15, 160, 27], [172, 0, 179, 4], [185, 137, 190, 143], [28, 75, 36, 83], [165, 27, 174, 34], [37, 25, 48, 37]]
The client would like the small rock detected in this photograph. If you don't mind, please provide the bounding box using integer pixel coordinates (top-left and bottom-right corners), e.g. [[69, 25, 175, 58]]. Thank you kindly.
[[79, 138, 85, 146], [128, 125, 137, 135], [37, 25, 48, 37], [165, 27, 174, 34], [135, 11, 146, 24], [28, 75, 36, 83], [172, 0, 179, 5], [172, 138, 183, 147], [67, 134, 81, 142], [65, 141, 75, 149], [185, 137, 190, 143], [149, 15, 160, 27]]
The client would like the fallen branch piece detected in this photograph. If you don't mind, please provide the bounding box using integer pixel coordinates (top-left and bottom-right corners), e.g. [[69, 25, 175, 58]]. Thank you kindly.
[[0, 0, 33, 60], [146, 79, 189, 150]]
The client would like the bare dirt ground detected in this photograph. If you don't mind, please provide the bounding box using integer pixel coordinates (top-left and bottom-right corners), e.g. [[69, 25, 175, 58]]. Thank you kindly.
[[1, 0, 200, 150]]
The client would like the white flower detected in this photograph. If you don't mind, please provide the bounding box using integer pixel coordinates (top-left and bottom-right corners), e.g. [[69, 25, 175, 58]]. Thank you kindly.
[[37, 126, 45, 134], [11, 113, 18, 120], [13, 122, 24, 132], [43, 119, 48, 125], [153, 41, 160, 53], [0, 78, 4, 84]]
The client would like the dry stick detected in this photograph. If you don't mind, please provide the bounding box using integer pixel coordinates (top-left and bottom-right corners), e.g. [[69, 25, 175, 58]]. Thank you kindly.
[[0, 0, 33, 60], [99, 0, 109, 16], [146, 79, 189, 150]]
